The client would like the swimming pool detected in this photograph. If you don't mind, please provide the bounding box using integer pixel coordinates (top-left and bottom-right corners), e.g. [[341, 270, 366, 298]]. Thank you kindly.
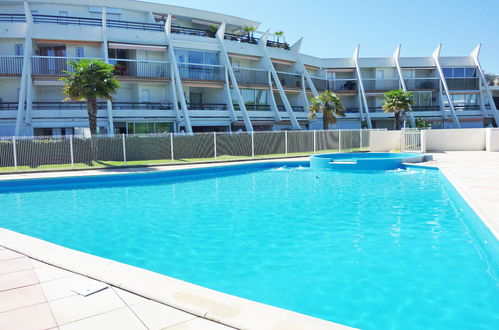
[[0, 162, 498, 329]]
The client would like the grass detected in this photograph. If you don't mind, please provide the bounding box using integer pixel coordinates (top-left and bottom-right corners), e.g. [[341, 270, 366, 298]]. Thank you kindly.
[[0, 148, 368, 174]]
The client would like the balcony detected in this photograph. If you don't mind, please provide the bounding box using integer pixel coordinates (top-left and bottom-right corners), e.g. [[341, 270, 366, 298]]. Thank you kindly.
[[112, 102, 173, 110], [187, 103, 227, 110], [32, 56, 86, 77], [445, 78, 479, 90], [411, 106, 441, 112], [0, 13, 26, 23], [308, 77, 328, 91], [405, 78, 439, 90], [329, 79, 357, 92], [31, 102, 107, 110], [275, 71, 302, 89], [233, 67, 268, 86], [107, 19, 164, 32], [0, 102, 19, 110], [171, 25, 214, 38], [177, 63, 224, 81], [453, 105, 480, 111], [266, 40, 290, 50], [0, 56, 23, 76], [223, 33, 259, 44], [234, 104, 271, 111], [110, 59, 170, 79], [363, 79, 400, 91], [32, 14, 101, 27], [344, 107, 360, 113], [277, 105, 305, 112]]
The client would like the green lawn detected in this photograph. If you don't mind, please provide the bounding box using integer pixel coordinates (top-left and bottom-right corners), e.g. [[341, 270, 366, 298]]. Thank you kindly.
[[0, 148, 368, 174]]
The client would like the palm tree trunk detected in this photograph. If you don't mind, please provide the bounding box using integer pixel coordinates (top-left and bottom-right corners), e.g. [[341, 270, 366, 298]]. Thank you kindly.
[[394, 112, 401, 130], [86, 98, 98, 162], [323, 111, 329, 130]]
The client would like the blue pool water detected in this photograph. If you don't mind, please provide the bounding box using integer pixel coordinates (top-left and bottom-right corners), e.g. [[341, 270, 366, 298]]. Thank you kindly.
[[1, 163, 498, 329]]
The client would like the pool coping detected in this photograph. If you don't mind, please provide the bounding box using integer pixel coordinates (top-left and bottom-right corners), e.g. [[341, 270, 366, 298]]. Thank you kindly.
[[0, 158, 353, 330]]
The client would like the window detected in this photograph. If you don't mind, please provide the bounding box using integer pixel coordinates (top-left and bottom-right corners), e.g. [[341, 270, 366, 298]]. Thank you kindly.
[[442, 67, 476, 78], [175, 49, 219, 65], [75, 47, 84, 58], [241, 89, 268, 105], [15, 44, 23, 56]]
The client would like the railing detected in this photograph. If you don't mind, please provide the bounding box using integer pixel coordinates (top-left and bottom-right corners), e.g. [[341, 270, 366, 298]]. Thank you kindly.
[[276, 106, 305, 112], [345, 107, 360, 113], [363, 79, 401, 91], [107, 19, 164, 32], [32, 14, 101, 26], [405, 78, 439, 90], [112, 102, 173, 110], [187, 103, 227, 110], [0, 56, 23, 76], [223, 33, 259, 44], [453, 105, 480, 111], [109, 58, 170, 79], [32, 56, 103, 76], [266, 40, 290, 50], [235, 104, 271, 111], [0, 102, 19, 110], [309, 77, 328, 91], [232, 67, 268, 85], [276, 71, 302, 89], [445, 78, 479, 90], [411, 106, 441, 112], [171, 25, 214, 38], [31, 102, 107, 110], [177, 63, 224, 81], [329, 79, 357, 91], [0, 13, 26, 22]]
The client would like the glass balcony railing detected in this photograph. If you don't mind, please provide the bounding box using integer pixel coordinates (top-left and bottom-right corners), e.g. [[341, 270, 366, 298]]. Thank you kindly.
[[277, 105, 305, 112], [186, 103, 227, 110], [0, 56, 23, 76], [32, 14, 101, 26], [275, 71, 302, 89], [107, 19, 164, 32], [363, 79, 401, 91], [171, 25, 214, 38], [266, 40, 290, 50], [223, 33, 259, 44], [0, 102, 19, 110], [233, 67, 268, 86], [344, 107, 360, 113], [445, 78, 479, 90], [177, 63, 224, 81], [329, 79, 358, 91], [0, 13, 26, 22], [308, 77, 328, 91], [112, 102, 173, 110], [234, 104, 271, 111], [453, 105, 480, 111], [411, 106, 441, 112], [31, 56, 94, 76], [110, 59, 170, 79], [31, 102, 107, 110], [405, 78, 439, 90]]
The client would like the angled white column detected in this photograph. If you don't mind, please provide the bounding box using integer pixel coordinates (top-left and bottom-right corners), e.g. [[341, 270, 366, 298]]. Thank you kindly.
[[432, 44, 461, 128], [258, 30, 300, 130], [471, 44, 499, 124], [215, 22, 253, 131], [101, 7, 115, 136], [392, 45, 415, 127], [353, 45, 372, 129], [267, 71, 282, 121], [292, 38, 318, 98], [165, 14, 192, 134]]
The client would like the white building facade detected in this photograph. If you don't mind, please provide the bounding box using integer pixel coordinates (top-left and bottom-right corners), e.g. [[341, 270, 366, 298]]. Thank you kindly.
[[0, 0, 497, 136]]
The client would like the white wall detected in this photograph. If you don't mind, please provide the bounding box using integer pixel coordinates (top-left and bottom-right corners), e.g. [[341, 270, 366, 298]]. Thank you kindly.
[[486, 128, 499, 152], [426, 128, 485, 151], [369, 130, 401, 152]]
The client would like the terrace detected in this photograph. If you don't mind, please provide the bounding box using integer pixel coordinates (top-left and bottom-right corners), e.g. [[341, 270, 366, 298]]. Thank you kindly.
[[0, 56, 23, 76]]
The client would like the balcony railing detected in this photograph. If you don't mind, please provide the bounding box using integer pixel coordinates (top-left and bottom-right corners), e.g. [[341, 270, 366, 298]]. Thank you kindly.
[[309, 77, 328, 91], [277, 105, 305, 112], [223, 33, 259, 44], [233, 67, 268, 85], [329, 79, 357, 91], [234, 104, 271, 111], [32, 56, 103, 76], [112, 102, 173, 110], [0, 102, 19, 110], [411, 106, 441, 112], [0, 56, 23, 76], [31, 102, 107, 110], [0, 13, 26, 22], [276, 71, 302, 89], [187, 103, 227, 110], [177, 63, 224, 81], [405, 78, 439, 90], [363, 79, 401, 91], [110, 58, 170, 79], [266, 40, 290, 50], [344, 107, 360, 113], [453, 105, 480, 111], [171, 25, 214, 38], [107, 19, 164, 32], [32, 14, 101, 26], [445, 78, 479, 90]]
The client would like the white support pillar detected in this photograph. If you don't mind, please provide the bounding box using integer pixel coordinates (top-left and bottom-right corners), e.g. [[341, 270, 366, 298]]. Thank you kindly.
[[393, 45, 415, 127], [259, 30, 301, 130], [223, 67, 237, 122], [292, 38, 318, 98], [471, 44, 499, 125], [353, 45, 372, 129], [165, 14, 192, 134], [101, 7, 115, 136], [432, 44, 461, 128], [215, 22, 253, 131]]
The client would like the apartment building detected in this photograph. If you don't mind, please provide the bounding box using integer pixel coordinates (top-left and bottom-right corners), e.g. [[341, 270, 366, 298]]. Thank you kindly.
[[0, 0, 497, 136]]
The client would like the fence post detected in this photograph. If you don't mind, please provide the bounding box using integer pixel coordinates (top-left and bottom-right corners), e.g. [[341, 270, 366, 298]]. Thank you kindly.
[[69, 135, 74, 169], [251, 131, 255, 158], [285, 130, 288, 155], [313, 130, 317, 153], [421, 130, 427, 153], [170, 132, 174, 161], [213, 131, 217, 160], [122, 133, 127, 167], [400, 130, 405, 152], [359, 129, 363, 150], [12, 136, 17, 171], [338, 129, 341, 152]]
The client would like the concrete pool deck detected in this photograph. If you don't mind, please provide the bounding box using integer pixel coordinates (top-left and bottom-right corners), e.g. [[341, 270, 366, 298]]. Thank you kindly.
[[0, 151, 498, 329]]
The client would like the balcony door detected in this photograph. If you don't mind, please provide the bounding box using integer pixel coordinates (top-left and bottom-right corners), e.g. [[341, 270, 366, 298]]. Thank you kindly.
[[38, 45, 66, 75]]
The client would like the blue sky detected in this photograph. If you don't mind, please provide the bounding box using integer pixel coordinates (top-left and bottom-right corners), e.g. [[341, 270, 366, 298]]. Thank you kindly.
[[150, 0, 499, 73]]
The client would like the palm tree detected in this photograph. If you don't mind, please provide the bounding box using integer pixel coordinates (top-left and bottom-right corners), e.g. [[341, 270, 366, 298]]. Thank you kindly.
[[242, 25, 256, 42], [275, 31, 284, 43], [61, 59, 120, 136], [381, 89, 414, 130], [308, 90, 346, 130]]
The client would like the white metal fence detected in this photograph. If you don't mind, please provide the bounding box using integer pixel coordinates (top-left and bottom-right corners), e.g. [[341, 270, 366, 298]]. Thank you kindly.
[[0, 129, 374, 173], [401, 130, 423, 152]]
